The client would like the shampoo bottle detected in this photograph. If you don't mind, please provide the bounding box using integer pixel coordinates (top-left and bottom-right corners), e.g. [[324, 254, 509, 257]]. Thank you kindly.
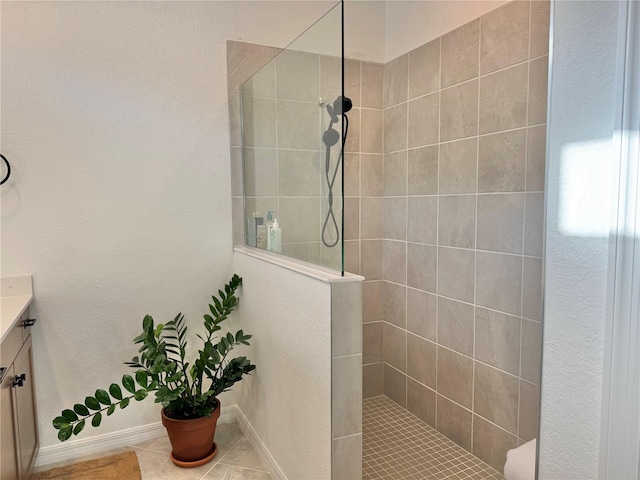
[[266, 211, 274, 251], [269, 219, 282, 253]]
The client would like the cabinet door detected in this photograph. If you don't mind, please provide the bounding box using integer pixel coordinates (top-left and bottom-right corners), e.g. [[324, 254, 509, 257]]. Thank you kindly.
[[13, 335, 38, 478], [1, 365, 19, 480]]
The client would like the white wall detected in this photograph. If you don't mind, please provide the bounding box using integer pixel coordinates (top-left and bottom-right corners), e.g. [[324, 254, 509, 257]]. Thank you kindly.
[[538, 1, 621, 477], [384, 0, 507, 61], [0, 0, 360, 449], [234, 251, 333, 479]]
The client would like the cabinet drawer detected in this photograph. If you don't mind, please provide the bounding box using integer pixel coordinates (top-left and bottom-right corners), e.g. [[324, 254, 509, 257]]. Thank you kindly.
[[1, 321, 22, 367]]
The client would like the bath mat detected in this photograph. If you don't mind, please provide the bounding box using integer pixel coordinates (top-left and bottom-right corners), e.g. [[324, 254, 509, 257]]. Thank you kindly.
[[33, 450, 142, 480]]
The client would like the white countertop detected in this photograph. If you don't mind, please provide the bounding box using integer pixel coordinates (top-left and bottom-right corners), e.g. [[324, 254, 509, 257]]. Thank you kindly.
[[0, 276, 33, 344]]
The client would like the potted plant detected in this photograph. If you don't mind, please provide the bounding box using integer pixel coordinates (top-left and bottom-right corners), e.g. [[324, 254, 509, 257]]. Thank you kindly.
[[52, 274, 255, 467]]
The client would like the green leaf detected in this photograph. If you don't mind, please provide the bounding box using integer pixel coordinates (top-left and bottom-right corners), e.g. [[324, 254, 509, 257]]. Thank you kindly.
[[92, 412, 102, 427], [135, 370, 148, 388], [53, 416, 70, 429], [85, 396, 101, 411], [58, 425, 73, 442], [95, 389, 111, 405], [62, 409, 78, 422], [109, 383, 123, 400], [106, 404, 117, 416], [134, 389, 148, 401], [122, 374, 136, 394], [120, 398, 130, 409], [73, 403, 90, 416], [73, 419, 85, 435]]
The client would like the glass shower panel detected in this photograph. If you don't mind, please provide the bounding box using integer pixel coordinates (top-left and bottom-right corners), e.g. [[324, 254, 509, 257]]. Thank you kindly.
[[240, 2, 345, 274]]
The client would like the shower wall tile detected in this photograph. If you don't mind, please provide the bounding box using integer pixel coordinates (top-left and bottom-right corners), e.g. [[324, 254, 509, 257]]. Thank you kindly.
[[407, 333, 436, 388], [436, 395, 472, 451], [361, 197, 383, 239], [277, 149, 320, 196], [530, 1, 551, 59], [407, 288, 437, 341], [383, 281, 407, 328], [476, 251, 523, 315], [438, 247, 475, 303], [363, 363, 384, 398], [279, 198, 321, 243], [242, 96, 277, 147], [345, 107, 361, 153], [519, 381, 540, 441], [363, 322, 383, 364], [384, 323, 407, 372], [437, 297, 474, 357], [230, 147, 243, 197], [406, 243, 437, 293], [345, 59, 362, 107], [361, 109, 383, 154], [440, 80, 479, 142], [276, 100, 319, 150], [383, 53, 409, 108], [344, 153, 360, 197], [229, 94, 242, 147], [344, 240, 360, 275], [408, 93, 439, 148], [384, 364, 407, 407], [232, 197, 244, 246], [476, 193, 525, 254], [332, 354, 363, 437], [439, 138, 478, 194], [472, 415, 518, 471], [524, 192, 544, 256], [437, 347, 473, 408], [474, 362, 519, 433], [362, 62, 384, 109], [383, 239, 407, 284], [523, 257, 543, 321], [384, 103, 408, 153], [408, 146, 439, 195], [276, 49, 319, 101], [479, 63, 528, 134], [361, 240, 382, 280], [521, 319, 543, 383], [475, 307, 521, 375], [438, 195, 476, 249], [383, 197, 407, 240], [409, 39, 440, 99], [361, 154, 383, 196], [407, 378, 436, 427], [407, 196, 437, 244], [244, 148, 278, 197], [384, 151, 408, 196], [480, 1, 530, 74], [363, 281, 383, 322], [528, 55, 549, 125], [344, 198, 360, 241], [441, 20, 480, 88], [241, 59, 276, 98], [526, 125, 547, 191], [478, 129, 527, 193]]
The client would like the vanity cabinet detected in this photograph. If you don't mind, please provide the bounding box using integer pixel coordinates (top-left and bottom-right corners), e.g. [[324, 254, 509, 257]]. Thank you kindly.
[[0, 311, 39, 480]]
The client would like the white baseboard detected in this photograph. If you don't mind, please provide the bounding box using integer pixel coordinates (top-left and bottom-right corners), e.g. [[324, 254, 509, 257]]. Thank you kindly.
[[35, 405, 237, 468], [234, 406, 287, 480]]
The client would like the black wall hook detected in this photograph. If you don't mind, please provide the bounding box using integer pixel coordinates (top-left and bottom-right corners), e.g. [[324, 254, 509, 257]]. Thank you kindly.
[[0, 153, 11, 185]]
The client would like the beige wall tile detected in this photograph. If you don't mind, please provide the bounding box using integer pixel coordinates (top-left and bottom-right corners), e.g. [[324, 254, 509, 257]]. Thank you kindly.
[[408, 146, 439, 195], [438, 195, 476, 249], [363, 281, 383, 322], [361, 154, 383, 196], [474, 362, 519, 433], [436, 395, 472, 450], [528, 56, 549, 126], [526, 125, 547, 191], [344, 107, 360, 153], [332, 355, 362, 438], [521, 319, 542, 383], [525, 192, 544, 256], [279, 197, 320, 243], [437, 346, 473, 408], [344, 198, 359, 241], [383, 281, 407, 328], [276, 49, 319, 101], [361, 109, 383, 154], [438, 297, 474, 357], [278, 149, 320, 196], [321, 56, 361, 108], [475, 307, 521, 375], [244, 197, 278, 225], [277, 100, 319, 150], [361, 240, 382, 280], [232, 197, 244, 246], [363, 363, 384, 398], [244, 148, 278, 197], [384, 103, 408, 153], [480, 1, 530, 75], [407, 378, 436, 427], [407, 243, 437, 293], [476, 251, 523, 315], [332, 434, 362, 480], [438, 247, 475, 303], [344, 240, 360, 275], [441, 80, 479, 142], [409, 39, 440, 99], [362, 62, 384, 109], [282, 242, 321, 264], [477, 193, 525, 254], [384, 364, 407, 407], [332, 281, 362, 357], [384, 323, 407, 372], [346, 59, 362, 108], [383, 240, 406, 284], [407, 196, 438, 244], [242, 96, 277, 148], [407, 333, 437, 388], [530, 1, 551, 59], [363, 322, 383, 364], [441, 20, 480, 88], [478, 129, 526, 193], [344, 153, 360, 197], [361, 197, 383, 239], [479, 63, 528, 134], [472, 415, 517, 473], [241, 57, 276, 98], [407, 288, 437, 341], [408, 93, 439, 148], [230, 147, 243, 197], [439, 138, 478, 194], [523, 257, 543, 321], [384, 151, 408, 196], [383, 197, 407, 240], [519, 380, 540, 441], [383, 53, 409, 108]]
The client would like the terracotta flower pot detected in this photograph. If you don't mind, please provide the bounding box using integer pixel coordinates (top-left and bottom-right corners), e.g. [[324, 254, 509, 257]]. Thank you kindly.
[[161, 401, 221, 467]]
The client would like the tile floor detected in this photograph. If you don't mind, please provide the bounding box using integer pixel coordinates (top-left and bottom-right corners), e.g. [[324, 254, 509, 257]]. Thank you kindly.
[[363, 396, 504, 480]]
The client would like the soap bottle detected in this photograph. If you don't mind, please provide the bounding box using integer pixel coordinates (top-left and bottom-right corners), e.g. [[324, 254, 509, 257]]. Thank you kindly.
[[256, 223, 267, 249], [269, 219, 282, 253], [266, 211, 275, 251]]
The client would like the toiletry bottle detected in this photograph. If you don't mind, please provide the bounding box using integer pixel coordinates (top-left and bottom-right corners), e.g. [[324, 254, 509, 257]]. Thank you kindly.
[[247, 213, 257, 247], [269, 219, 282, 253], [256, 223, 267, 249], [266, 211, 275, 251], [254, 213, 264, 248]]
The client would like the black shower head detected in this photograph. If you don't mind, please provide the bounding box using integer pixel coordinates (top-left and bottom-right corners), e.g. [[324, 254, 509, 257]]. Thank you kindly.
[[333, 96, 352, 116]]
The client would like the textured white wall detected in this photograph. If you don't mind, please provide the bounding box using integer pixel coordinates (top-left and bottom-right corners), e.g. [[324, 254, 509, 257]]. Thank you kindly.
[[383, 0, 507, 61], [538, 1, 621, 477], [0, 0, 362, 449], [234, 251, 333, 479]]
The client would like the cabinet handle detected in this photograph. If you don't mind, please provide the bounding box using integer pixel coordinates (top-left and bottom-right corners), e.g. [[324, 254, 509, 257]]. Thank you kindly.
[[13, 373, 26, 387], [22, 318, 37, 328]]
